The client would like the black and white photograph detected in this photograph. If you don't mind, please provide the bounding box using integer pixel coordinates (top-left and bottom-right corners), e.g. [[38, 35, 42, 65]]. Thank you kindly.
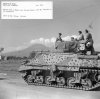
[[0, 0, 100, 99]]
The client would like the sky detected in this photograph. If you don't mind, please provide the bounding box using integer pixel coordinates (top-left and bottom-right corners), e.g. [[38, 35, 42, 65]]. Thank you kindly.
[[0, 0, 100, 52]]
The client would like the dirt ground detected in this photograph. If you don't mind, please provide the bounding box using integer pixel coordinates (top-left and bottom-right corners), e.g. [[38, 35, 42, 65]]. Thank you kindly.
[[0, 60, 100, 99]]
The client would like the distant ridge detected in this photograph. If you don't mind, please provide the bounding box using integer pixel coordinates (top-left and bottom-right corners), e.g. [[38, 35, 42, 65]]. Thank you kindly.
[[3, 44, 52, 57]]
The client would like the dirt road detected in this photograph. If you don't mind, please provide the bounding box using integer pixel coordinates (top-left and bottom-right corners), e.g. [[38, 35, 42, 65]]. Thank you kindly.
[[0, 75, 100, 99], [0, 61, 100, 99]]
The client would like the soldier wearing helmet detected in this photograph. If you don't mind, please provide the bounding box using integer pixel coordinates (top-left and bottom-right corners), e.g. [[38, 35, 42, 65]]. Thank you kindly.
[[78, 31, 84, 41], [56, 33, 63, 42], [85, 29, 93, 42], [84, 29, 95, 54]]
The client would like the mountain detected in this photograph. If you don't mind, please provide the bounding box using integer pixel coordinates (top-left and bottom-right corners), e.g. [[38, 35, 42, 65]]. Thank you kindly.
[[3, 44, 53, 57]]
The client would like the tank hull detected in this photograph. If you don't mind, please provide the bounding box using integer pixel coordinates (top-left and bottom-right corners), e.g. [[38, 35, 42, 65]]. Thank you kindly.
[[19, 53, 100, 91]]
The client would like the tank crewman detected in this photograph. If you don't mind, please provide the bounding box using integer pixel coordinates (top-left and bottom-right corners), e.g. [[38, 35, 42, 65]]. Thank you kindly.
[[84, 29, 93, 42], [71, 37, 75, 41], [78, 31, 84, 41], [84, 29, 95, 54], [56, 33, 63, 42]]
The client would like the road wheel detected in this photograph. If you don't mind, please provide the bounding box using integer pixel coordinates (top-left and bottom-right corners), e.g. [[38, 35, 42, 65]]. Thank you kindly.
[[34, 76, 44, 84], [94, 73, 100, 83], [45, 76, 51, 85], [26, 75, 33, 83], [57, 77, 65, 86], [67, 77, 76, 87], [81, 78, 92, 88]]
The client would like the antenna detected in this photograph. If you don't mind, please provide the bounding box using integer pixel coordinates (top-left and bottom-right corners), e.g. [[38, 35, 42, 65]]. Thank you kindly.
[[88, 13, 100, 30]]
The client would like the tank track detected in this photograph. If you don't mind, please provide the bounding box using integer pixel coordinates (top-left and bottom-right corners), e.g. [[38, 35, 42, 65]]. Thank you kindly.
[[21, 68, 100, 91], [27, 81, 100, 91]]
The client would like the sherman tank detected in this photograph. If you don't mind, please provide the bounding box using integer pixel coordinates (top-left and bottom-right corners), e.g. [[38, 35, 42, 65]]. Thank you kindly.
[[19, 40, 100, 91]]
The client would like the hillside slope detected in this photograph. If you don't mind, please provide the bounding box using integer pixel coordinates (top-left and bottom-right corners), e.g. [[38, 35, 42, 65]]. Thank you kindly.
[[3, 44, 52, 57]]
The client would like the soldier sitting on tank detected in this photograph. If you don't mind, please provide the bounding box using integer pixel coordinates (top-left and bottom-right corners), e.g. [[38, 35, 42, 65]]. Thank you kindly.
[[78, 31, 84, 41], [84, 29, 95, 55], [69, 37, 79, 53], [76, 31, 86, 54], [71, 37, 75, 41], [56, 33, 63, 42]]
